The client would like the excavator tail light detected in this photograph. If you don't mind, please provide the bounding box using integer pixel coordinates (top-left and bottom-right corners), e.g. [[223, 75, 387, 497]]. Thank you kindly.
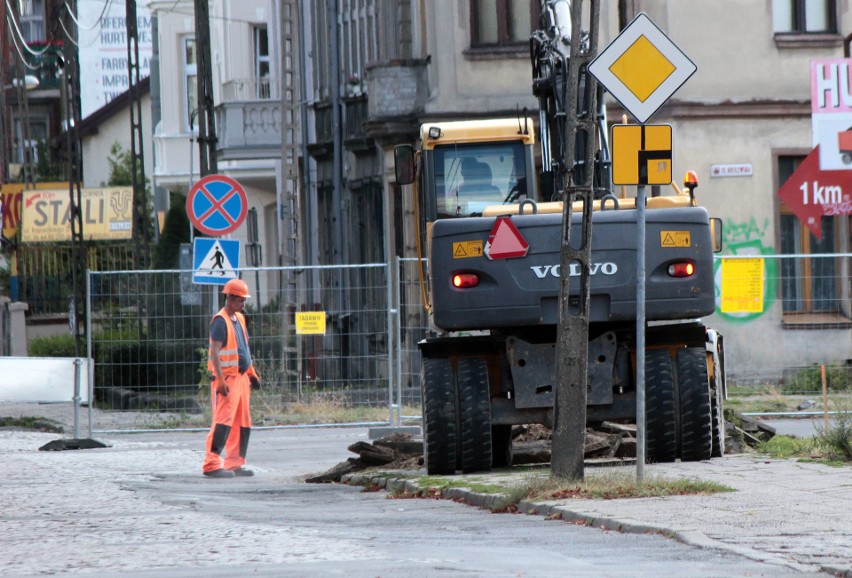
[[452, 273, 480, 288], [668, 262, 695, 278]]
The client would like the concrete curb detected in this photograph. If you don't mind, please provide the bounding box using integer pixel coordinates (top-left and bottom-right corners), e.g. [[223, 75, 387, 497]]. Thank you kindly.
[[342, 471, 840, 576]]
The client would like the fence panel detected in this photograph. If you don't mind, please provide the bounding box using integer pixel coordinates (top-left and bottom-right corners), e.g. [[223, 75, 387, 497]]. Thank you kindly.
[[87, 263, 391, 431], [710, 253, 852, 412], [396, 257, 430, 416], [84, 254, 852, 430]]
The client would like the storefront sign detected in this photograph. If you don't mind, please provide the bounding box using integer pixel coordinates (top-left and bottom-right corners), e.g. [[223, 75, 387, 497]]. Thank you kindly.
[[20, 187, 133, 242]]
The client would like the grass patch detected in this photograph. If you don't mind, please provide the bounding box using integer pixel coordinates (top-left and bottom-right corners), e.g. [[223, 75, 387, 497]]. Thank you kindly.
[[520, 470, 734, 501], [250, 395, 421, 426], [760, 435, 813, 458], [759, 408, 852, 464], [376, 468, 734, 512], [815, 409, 852, 461], [725, 389, 850, 414], [412, 475, 509, 496], [0, 416, 64, 433]]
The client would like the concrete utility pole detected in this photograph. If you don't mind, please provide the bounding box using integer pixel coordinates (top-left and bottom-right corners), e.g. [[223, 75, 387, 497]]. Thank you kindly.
[[125, 0, 151, 269], [0, 0, 8, 185], [193, 0, 217, 177], [61, 0, 86, 357], [551, 0, 601, 481]]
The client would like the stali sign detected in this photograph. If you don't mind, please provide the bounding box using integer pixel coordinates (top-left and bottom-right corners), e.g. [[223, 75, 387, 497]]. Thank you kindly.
[[776, 146, 852, 240], [20, 187, 133, 242], [1, 182, 67, 239]]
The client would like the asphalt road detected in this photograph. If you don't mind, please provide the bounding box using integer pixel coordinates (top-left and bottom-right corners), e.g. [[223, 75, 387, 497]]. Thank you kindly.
[[2, 426, 831, 577], [760, 417, 838, 438]]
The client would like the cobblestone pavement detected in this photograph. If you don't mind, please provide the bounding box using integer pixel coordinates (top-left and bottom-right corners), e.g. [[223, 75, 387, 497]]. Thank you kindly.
[[2, 402, 850, 576]]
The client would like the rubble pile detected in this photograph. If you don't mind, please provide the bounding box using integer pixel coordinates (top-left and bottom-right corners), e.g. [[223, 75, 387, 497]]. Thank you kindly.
[[305, 411, 773, 484]]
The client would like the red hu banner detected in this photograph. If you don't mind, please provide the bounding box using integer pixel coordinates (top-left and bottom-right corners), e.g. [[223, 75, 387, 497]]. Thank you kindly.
[[776, 146, 852, 240]]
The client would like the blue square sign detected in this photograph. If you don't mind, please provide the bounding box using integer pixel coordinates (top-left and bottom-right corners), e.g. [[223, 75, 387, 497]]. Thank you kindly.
[[192, 238, 241, 285]]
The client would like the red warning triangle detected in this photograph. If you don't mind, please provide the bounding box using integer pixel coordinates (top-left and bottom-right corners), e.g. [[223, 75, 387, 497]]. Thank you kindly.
[[484, 217, 529, 259]]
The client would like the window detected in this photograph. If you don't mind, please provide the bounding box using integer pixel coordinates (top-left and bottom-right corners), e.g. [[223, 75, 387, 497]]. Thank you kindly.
[[772, 0, 836, 34], [19, 0, 45, 42], [12, 116, 47, 165], [433, 142, 526, 217], [254, 26, 270, 99], [470, 0, 539, 48], [183, 37, 198, 131], [777, 155, 849, 323]]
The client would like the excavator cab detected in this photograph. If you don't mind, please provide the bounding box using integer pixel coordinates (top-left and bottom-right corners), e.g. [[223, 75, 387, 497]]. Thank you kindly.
[[394, 117, 538, 222]]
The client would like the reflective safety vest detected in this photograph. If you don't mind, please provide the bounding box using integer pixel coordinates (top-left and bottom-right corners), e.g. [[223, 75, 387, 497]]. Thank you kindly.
[[208, 308, 258, 379]]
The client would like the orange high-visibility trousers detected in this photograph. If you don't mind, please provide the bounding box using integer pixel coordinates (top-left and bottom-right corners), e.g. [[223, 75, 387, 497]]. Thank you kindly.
[[202, 372, 252, 473]]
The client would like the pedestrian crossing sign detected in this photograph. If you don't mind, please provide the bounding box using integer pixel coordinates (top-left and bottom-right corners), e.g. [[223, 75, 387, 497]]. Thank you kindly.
[[192, 238, 240, 285]]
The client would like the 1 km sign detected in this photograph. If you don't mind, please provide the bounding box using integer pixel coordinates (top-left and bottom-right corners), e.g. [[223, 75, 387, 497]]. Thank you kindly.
[[186, 175, 248, 236], [776, 146, 852, 240]]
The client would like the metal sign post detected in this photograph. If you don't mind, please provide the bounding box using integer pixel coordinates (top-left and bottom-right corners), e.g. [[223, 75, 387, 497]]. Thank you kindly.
[[589, 12, 696, 482], [635, 184, 647, 480]]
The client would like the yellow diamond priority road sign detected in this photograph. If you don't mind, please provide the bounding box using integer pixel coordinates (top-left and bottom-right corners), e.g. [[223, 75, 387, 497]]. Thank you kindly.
[[589, 13, 696, 124]]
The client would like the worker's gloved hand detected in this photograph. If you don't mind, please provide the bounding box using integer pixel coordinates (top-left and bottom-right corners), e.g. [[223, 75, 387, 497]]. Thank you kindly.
[[249, 375, 261, 390]]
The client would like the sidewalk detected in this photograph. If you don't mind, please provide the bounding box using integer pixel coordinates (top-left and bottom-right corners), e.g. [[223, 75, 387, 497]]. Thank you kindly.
[[347, 455, 852, 576]]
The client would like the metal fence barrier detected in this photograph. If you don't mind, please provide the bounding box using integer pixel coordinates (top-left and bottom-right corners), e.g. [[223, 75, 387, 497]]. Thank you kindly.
[[87, 263, 396, 432], [84, 254, 851, 431], [709, 253, 852, 414]]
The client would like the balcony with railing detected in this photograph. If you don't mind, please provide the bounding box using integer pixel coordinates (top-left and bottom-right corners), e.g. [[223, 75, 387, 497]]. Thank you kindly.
[[215, 78, 281, 161], [28, 42, 62, 92]]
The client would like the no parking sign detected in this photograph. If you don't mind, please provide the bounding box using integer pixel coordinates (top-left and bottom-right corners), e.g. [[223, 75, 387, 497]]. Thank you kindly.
[[186, 175, 248, 236]]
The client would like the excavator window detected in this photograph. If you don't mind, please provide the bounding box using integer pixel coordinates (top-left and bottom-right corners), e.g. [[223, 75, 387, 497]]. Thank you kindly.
[[434, 142, 527, 217]]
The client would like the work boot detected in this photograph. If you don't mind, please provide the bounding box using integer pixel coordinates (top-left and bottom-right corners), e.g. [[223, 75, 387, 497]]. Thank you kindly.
[[229, 467, 255, 477], [203, 468, 235, 478]]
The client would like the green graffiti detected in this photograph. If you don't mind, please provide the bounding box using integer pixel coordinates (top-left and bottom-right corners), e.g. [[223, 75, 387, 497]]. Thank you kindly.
[[724, 216, 769, 245], [714, 218, 777, 323]]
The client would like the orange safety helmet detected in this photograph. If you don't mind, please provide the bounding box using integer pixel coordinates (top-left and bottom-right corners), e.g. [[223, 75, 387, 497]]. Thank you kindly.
[[222, 278, 251, 299]]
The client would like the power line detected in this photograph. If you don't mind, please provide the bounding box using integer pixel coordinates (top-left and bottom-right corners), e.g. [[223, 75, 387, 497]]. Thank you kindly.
[[3, 0, 53, 57], [64, 0, 115, 32], [5, 13, 41, 69]]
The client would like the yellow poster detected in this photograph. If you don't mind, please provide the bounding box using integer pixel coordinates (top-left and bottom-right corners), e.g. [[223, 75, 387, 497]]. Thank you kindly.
[[720, 258, 764, 313], [295, 311, 327, 335], [1, 182, 67, 239], [20, 187, 133, 242]]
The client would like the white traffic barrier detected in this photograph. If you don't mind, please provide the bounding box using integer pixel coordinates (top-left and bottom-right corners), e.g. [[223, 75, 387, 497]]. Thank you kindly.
[[0, 357, 91, 403]]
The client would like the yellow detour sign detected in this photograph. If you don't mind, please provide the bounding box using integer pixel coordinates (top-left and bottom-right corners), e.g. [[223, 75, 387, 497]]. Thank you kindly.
[[720, 257, 764, 313], [295, 311, 327, 335], [611, 124, 672, 186], [21, 187, 133, 242]]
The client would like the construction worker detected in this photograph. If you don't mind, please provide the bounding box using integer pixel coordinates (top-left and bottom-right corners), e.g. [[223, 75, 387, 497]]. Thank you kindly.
[[202, 278, 261, 478]]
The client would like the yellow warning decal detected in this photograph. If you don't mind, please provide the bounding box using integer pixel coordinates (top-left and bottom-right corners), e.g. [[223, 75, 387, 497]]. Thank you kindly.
[[453, 240, 484, 258], [660, 231, 691, 248]]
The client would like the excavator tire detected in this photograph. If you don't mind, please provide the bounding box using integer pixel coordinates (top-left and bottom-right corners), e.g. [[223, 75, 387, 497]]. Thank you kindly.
[[457, 358, 493, 473], [676, 347, 713, 461], [644, 349, 677, 463], [421, 356, 458, 475]]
